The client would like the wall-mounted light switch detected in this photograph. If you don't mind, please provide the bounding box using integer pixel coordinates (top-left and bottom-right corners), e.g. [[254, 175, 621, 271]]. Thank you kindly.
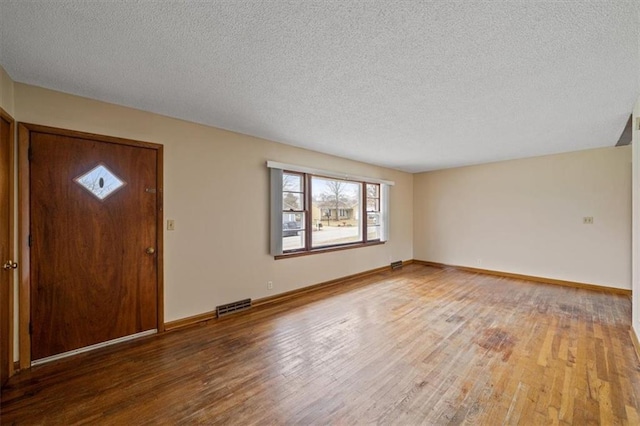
[[167, 219, 175, 231]]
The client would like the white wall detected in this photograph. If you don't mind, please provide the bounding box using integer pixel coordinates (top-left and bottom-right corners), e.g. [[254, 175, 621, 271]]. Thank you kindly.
[[13, 82, 414, 324], [414, 147, 632, 289]]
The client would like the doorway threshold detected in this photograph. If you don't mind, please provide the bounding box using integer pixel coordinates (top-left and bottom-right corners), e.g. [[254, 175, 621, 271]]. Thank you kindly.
[[31, 329, 157, 367]]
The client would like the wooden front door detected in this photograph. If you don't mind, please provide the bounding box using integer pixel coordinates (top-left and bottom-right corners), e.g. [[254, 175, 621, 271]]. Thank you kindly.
[[27, 126, 162, 362], [0, 110, 14, 385]]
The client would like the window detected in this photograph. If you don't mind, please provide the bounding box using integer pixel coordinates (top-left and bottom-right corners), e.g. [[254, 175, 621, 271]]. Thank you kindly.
[[282, 172, 306, 251], [74, 163, 126, 201], [312, 176, 362, 248], [269, 162, 393, 257], [366, 183, 381, 241]]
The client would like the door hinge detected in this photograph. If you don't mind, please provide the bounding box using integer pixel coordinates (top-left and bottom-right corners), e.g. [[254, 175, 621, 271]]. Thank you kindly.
[[28, 146, 33, 162], [29, 322, 33, 335], [28, 235, 32, 247]]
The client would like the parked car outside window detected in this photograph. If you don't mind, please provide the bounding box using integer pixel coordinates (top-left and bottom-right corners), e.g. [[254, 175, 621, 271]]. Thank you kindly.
[[283, 221, 301, 237]]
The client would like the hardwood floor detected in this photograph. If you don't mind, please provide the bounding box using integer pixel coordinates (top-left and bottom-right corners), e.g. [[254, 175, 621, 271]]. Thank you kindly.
[[2, 264, 639, 424]]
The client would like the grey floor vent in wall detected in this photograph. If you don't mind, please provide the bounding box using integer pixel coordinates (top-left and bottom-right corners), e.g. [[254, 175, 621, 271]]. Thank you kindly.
[[391, 260, 403, 270], [216, 298, 252, 318]]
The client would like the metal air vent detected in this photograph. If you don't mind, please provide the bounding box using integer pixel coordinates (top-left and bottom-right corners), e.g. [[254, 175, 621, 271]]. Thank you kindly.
[[391, 260, 403, 270], [216, 298, 252, 318]]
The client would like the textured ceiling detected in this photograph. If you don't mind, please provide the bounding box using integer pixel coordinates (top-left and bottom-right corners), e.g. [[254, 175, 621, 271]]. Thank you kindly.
[[1, 1, 639, 173]]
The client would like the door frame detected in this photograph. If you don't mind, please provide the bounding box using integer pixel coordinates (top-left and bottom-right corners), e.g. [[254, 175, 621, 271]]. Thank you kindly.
[[18, 123, 164, 369], [1, 107, 15, 378]]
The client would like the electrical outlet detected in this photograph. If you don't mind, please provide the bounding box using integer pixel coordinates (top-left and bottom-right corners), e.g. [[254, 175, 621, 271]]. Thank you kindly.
[[583, 217, 594, 225], [267, 281, 273, 290], [167, 219, 175, 231]]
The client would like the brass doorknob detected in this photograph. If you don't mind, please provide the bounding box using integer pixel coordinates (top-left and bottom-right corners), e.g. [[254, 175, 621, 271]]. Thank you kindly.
[[145, 247, 156, 255], [3, 260, 17, 270]]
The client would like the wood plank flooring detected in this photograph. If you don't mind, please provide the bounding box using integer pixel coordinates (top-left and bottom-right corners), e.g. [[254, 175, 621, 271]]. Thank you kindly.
[[2, 264, 639, 425]]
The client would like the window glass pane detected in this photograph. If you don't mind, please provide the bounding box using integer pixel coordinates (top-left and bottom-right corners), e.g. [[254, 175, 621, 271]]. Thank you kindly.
[[283, 173, 303, 192], [74, 164, 126, 201], [366, 183, 380, 214], [283, 192, 303, 211], [366, 184, 379, 199], [367, 226, 381, 241], [367, 212, 381, 241], [311, 176, 362, 247], [283, 213, 305, 251]]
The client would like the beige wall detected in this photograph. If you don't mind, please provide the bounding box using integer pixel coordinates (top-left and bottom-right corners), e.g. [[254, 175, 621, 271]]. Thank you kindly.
[[414, 146, 632, 289], [13, 83, 414, 323], [632, 97, 640, 339], [0, 66, 14, 116], [5, 69, 635, 356]]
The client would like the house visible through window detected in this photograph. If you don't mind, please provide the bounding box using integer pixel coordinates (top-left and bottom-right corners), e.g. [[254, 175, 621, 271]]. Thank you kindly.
[[274, 169, 389, 256], [311, 176, 362, 248], [269, 162, 393, 257]]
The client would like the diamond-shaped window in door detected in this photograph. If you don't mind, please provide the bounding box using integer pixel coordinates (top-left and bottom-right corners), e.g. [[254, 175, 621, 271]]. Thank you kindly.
[[74, 164, 126, 201]]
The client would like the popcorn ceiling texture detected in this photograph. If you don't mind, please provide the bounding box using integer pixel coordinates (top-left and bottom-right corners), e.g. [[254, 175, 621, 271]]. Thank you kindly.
[[0, 1, 638, 172]]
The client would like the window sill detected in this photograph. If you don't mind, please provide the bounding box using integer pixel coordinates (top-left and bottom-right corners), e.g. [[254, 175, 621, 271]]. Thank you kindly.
[[275, 241, 385, 260]]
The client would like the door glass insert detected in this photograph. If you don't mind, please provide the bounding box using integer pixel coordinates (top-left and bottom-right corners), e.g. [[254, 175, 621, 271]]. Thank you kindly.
[[74, 164, 126, 200]]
